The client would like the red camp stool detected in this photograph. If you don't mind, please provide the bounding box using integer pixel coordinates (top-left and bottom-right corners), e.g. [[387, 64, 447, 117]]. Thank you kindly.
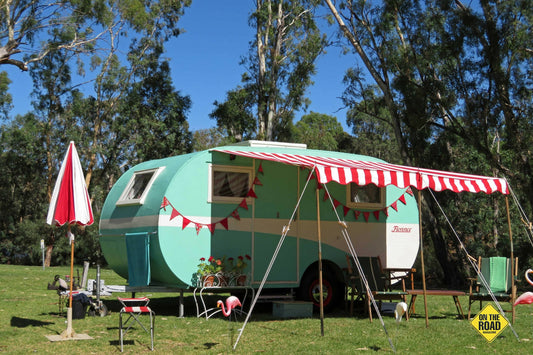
[[118, 297, 155, 352]]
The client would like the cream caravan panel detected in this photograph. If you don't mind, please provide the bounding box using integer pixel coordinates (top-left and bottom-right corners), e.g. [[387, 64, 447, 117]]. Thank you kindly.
[[384, 223, 419, 269]]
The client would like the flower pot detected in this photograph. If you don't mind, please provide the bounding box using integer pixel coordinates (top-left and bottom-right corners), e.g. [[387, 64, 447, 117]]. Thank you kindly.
[[237, 275, 247, 286], [202, 275, 216, 287]]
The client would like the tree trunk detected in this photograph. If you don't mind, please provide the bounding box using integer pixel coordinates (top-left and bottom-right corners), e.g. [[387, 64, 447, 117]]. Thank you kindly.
[[44, 245, 54, 268]]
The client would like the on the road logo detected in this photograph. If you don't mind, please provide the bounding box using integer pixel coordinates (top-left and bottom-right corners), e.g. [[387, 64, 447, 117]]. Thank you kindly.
[[470, 304, 509, 342]]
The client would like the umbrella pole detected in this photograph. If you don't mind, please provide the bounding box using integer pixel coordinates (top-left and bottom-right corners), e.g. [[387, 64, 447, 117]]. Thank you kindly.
[[62, 225, 75, 338]]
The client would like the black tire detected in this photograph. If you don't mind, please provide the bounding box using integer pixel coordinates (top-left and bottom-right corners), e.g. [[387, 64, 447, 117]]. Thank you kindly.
[[298, 268, 343, 312]]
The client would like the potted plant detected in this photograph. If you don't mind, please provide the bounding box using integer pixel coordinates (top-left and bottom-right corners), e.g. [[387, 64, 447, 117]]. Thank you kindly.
[[233, 255, 251, 285], [197, 256, 223, 286]]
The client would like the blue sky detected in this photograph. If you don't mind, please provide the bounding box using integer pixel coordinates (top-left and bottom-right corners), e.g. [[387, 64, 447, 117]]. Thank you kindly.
[[6, 2, 353, 132]]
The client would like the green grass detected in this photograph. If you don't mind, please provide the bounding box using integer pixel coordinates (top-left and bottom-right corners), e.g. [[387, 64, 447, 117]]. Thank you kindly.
[[0, 264, 532, 354]]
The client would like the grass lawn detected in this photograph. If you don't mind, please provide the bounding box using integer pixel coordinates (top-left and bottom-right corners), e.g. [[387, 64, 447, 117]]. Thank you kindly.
[[0, 263, 532, 354]]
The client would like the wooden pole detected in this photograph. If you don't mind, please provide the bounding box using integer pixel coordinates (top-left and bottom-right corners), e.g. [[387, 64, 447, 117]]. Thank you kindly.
[[505, 196, 516, 323], [316, 187, 324, 336], [417, 190, 429, 328]]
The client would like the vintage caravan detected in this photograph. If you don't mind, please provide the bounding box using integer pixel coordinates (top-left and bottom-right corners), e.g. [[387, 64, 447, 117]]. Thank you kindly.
[[99, 141, 419, 309]]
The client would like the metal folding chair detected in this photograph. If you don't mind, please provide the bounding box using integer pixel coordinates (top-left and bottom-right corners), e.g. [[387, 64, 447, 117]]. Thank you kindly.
[[118, 297, 155, 352]]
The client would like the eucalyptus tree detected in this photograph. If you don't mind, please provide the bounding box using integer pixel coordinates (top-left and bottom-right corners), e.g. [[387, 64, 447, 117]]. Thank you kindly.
[[1, 0, 117, 71], [293, 112, 343, 150], [236, 0, 326, 141], [324, 0, 532, 286], [209, 87, 256, 142], [0, 72, 12, 119]]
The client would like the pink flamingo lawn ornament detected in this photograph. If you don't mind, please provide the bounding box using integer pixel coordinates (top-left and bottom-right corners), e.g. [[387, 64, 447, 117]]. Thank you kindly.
[[217, 296, 242, 348], [217, 296, 242, 317], [514, 269, 533, 306]]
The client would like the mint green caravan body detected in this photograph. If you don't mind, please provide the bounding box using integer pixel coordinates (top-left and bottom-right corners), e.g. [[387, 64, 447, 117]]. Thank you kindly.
[[99, 142, 419, 306]]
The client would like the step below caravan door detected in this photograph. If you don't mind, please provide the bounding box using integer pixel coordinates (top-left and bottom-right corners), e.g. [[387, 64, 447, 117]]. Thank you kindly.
[[126, 232, 151, 287]]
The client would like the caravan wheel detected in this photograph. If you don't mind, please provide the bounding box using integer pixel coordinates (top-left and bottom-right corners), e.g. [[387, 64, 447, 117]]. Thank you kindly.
[[298, 269, 342, 312]]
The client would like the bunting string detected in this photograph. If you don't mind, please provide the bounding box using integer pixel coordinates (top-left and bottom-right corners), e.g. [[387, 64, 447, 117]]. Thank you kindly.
[[160, 163, 264, 235], [316, 179, 413, 222], [160, 164, 414, 236]]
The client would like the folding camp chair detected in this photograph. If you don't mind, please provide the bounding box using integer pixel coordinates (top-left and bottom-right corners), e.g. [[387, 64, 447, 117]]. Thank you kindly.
[[346, 255, 410, 322], [118, 297, 155, 352], [468, 256, 518, 323]]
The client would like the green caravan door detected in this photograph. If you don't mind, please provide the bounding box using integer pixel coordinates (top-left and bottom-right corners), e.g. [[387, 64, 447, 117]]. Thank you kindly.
[[253, 161, 299, 286], [126, 232, 151, 286]]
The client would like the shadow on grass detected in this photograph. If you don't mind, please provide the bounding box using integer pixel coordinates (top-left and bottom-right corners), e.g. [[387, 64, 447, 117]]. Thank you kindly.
[[10, 316, 54, 328]]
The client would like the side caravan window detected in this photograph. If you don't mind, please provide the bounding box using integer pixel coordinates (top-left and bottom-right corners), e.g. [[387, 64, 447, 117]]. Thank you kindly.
[[346, 182, 384, 209], [117, 167, 165, 206], [209, 165, 253, 203]]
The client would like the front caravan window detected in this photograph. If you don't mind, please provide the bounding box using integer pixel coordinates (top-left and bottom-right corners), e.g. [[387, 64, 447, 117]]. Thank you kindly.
[[209, 165, 252, 203], [347, 183, 384, 208], [117, 167, 164, 205]]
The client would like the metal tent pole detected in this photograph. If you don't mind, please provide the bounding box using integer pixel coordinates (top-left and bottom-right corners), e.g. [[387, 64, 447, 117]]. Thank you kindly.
[[316, 186, 324, 336]]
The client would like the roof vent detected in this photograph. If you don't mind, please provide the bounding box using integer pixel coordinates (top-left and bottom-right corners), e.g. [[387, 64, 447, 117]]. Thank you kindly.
[[230, 140, 307, 149]]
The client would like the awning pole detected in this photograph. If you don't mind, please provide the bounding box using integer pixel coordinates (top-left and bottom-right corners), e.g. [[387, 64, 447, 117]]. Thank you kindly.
[[417, 190, 429, 328], [505, 195, 516, 323], [316, 185, 325, 336]]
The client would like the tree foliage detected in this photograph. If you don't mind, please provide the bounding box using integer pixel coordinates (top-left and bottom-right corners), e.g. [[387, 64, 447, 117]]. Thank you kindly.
[[325, 0, 533, 286], [0, 0, 193, 266], [292, 112, 343, 151], [212, 0, 326, 142]]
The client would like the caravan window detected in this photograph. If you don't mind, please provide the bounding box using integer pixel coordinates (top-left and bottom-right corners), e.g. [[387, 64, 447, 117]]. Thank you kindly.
[[209, 165, 252, 203], [117, 167, 164, 205], [347, 183, 384, 208]]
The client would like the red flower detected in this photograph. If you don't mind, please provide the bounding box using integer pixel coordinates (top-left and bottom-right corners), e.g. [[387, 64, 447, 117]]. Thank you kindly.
[[208, 256, 214, 262], [245, 254, 251, 260], [238, 255, 244, 261], [199, 257, 205, 262]]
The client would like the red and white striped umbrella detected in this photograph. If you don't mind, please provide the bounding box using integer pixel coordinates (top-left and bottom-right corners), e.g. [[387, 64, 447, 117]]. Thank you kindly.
[[46, 141, 93, 227], [46, 141, 93, 339]]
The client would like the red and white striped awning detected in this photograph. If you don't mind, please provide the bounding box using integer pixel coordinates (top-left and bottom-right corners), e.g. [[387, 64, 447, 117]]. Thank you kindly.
[[212, 149, 508, 194]]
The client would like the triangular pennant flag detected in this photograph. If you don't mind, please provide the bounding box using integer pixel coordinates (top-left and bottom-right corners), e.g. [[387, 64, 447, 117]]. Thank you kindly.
[[333, 199, 341, 208], [308, 171, 316, 180], [354, 210, 360, 220], [182, 217, 191, 229], [317, 183, 323, 190], [363, 212, 370, 222], [373, 210, 381, 221], [220, 218, 229, 230], [170, 207, 180, 220], [207, 223, 215, 234], [247, 188, 257, 198], [406, 187, 413, 195], [231, 210, 241, 221], [343, 206, 350, 216], [391, 201, 398, 212], [239, 199, 249, 210], [399, 194, 407, 205], [383, 207, 389, 217], [195, 223, 202, 235], [161, 197, 170, 210], [323, 190, 329, 201], [258, 163, 264, 174], [253, 177, 263, 186]]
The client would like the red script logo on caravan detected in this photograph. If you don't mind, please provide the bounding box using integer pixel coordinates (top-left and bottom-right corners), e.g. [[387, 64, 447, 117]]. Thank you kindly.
[[391, 225, 412, 233]]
